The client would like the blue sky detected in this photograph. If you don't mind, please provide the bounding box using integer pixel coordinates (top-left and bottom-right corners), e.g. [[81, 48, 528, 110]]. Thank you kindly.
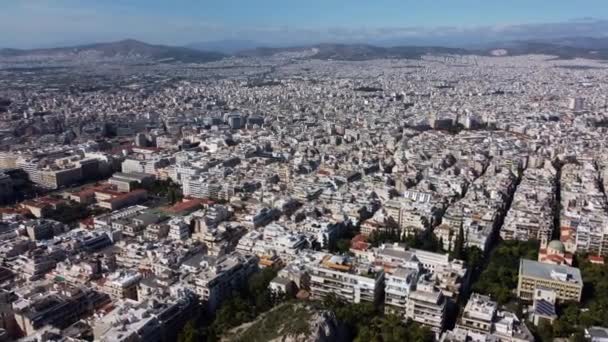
[[2, 0, 608, 48]]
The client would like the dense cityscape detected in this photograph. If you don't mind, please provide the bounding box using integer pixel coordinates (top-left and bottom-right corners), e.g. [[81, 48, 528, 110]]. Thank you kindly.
[[2, 32, 608, 342]]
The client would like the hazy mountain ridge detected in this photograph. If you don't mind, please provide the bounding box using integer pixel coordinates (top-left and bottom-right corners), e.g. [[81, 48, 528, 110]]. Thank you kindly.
[[236, 40, 608, 61], [235, 43, 469, 60], [527, 36, 608, 49], [3, 37, 608, 64], [186, 39, 264, 54], [0, 39, 226, 63], [480, 40, 608, 59]]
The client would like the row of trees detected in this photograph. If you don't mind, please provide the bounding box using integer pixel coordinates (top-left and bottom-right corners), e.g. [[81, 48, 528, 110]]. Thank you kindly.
[[366, 227, 444, 253]]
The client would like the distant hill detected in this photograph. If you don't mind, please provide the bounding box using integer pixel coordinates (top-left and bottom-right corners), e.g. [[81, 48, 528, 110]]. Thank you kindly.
[[186, 39, 264, 54], [237, 43, 468, 60], [310, 44, 469, 60], [479, 40, 608, 60], [529, 36, 608, 50], [4, 37, 608, 63], [0, 39, 226, 63], [237, 40, 608, 61]]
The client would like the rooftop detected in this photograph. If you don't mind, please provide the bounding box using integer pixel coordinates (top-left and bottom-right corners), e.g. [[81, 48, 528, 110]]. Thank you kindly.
[[520, 259, 582, 284]]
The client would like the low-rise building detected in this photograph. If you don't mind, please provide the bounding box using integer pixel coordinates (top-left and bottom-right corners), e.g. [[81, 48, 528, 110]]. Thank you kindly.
[[517, 259, 583, 303], [109, 172, 155, 192], [442, 293, 534, 342], [93, 295, 195, 342], [99, 271, 142, 301], [13, 286, 110, 336]]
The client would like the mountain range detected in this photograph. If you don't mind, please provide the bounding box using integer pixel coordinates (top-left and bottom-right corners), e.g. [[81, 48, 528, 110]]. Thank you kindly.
[[185, 40, 264, 54], [2, 37, 608, 63], [233, 39, 608, 61], [0, 39, 226, 63]]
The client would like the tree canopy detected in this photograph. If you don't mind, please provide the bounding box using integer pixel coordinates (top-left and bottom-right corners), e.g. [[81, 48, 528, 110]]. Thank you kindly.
[[472, 240, 538, 304]]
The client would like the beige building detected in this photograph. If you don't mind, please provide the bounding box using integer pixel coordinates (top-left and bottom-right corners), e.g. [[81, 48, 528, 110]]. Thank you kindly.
[[517, 259, 583, 303], [100, 271, 142, 301]]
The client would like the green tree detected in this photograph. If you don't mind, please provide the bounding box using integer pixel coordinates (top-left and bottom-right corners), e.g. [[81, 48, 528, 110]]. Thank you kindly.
[[177, 320, 201, 342], [335, 239, 351, 254], [368, 228, 401, 247], [472, 240, 538, 304], [570, 331, 587, 342], [212, 296, 255, 334], [167, 188, 180, 204], [464, 246, 483, 269], [535, 320, 554, 342], [47, 202, 92, 225], [401, 229, 443, 253], [321, 294, 433, 341], [203, 268, 282, 340], [452, 223, 465, 260]]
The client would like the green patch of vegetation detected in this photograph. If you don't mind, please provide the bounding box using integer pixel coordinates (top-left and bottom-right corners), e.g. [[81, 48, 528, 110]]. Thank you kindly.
[[460, 246, 484, 270], [145, 179, 183, 203], [232, 302, 313, 342], [331, 238, 352, 254], [367, 228, 401, 247], [167, 187, 184, 205], [321, 294, 434, 342], [177, 267, 285, 342], [327, 222, 358, 254], [47, 202, 106, 225], [367, 227, 443, 253], [471, 240, 538, 304], [178, 321, 201, 342], [356, 315, 435, 342]]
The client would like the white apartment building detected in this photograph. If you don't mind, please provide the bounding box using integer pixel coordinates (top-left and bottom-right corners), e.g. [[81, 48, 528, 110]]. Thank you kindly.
[[182, 252, 258, 313], [168, 218, 190, 241], [405, 278, 447, 334], [309, 254, 383, 304], [385, 267, 419, 315]]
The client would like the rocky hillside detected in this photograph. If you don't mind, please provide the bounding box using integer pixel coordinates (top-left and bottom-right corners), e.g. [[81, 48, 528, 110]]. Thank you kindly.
[[223, 302, 347, 342]]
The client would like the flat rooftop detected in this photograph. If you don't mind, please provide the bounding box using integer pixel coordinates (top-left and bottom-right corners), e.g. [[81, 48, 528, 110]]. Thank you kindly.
[[520, 259, 582, 284]]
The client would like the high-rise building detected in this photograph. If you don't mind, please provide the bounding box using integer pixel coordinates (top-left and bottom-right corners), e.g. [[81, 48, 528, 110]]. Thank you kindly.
[[405, 278, 447, 333], [224, 113, 243, 129], [0, 152, 17, 169], [0, 173, 14, 204], [135, 133, 149, 147], [568, 97, 585, 112]]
